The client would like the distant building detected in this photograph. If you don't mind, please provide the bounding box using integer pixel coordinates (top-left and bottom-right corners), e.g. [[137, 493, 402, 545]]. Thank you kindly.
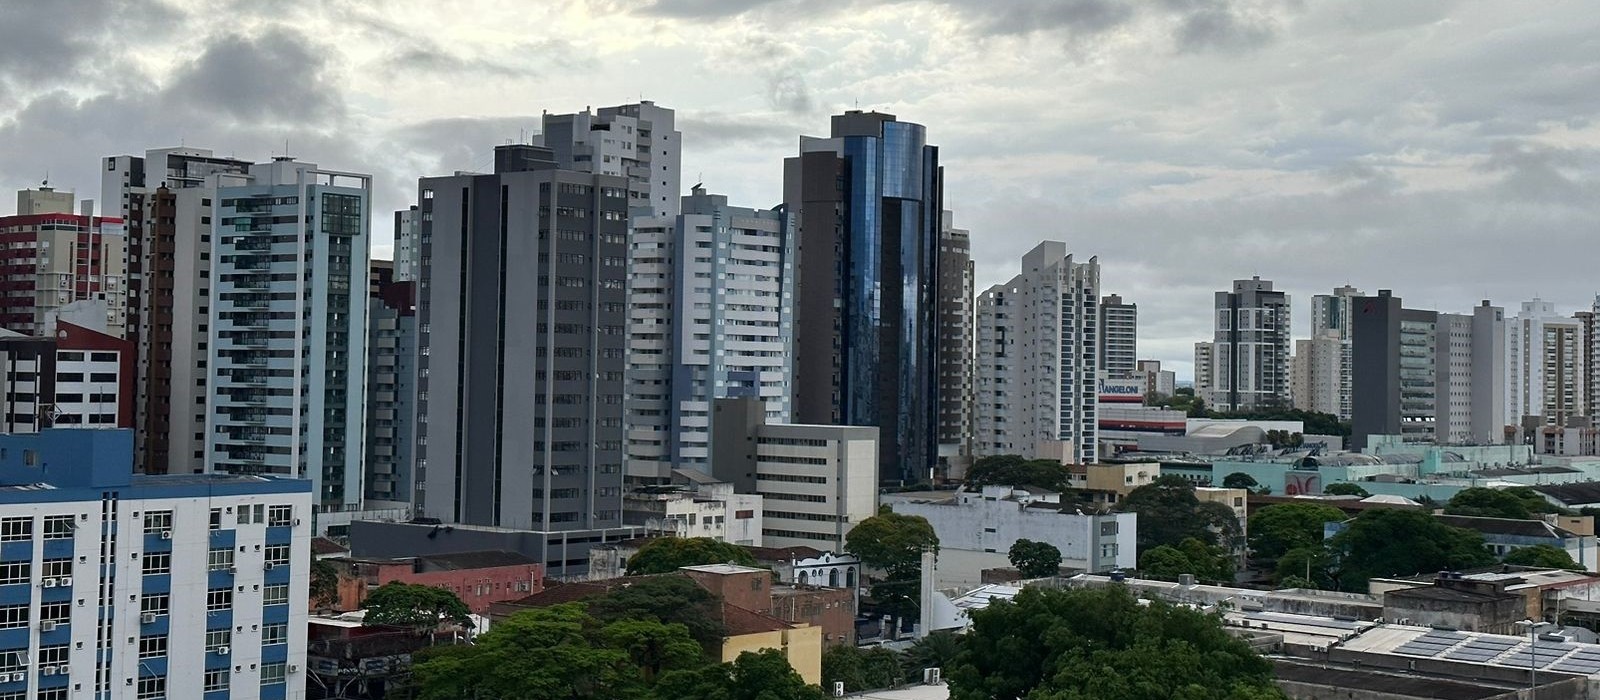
[[1291, 333, 1343, 417], [1506, 298, 1587, 430], [621, 472, 764, 546], [538, 101, 682, 218], [325, 550, 543, 615], [936, 212, 975, 479], [0, 188, 128, 338], [0, 321, 134, 432], [0, 428, 314, 699], [1210, 277, 1290, 411], [1135, 359, 1176, 401], [1099, 294, 1138, 377], [710, 398, 879, 551], [1310, 285, 1363, 419], [391, 205, 419, 282], [364, 276, 416, 506], [1193, 341, 1215, 405]]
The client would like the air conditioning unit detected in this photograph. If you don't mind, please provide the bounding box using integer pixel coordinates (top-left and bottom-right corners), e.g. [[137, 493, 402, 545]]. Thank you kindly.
[[54, 666, 67, 676], [293, 519, 302, 526], [38, 621, 56, 632], [287, 664, 298, 673], [9, 673, 23, 683], [40, 578, 57, 588], [923, 668, 942, 685], [160, 531, 172, 540], [833, 681, 845, 697], [40, 666, 56, 676], [57, 577, 71, 587], [263, 562, 275, 571], [139, 613, 157, 624], [216, 646, 230, 656], [227, 567, 237, 574]]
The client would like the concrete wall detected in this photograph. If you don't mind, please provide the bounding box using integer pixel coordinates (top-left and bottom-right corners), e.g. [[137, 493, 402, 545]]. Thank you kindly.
[[890, 495, 1136, 573], [722, 625, 823, 685]]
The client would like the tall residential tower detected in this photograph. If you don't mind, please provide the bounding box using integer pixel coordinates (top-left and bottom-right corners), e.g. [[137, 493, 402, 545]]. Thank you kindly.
[[1209, 277, 1291, 411]]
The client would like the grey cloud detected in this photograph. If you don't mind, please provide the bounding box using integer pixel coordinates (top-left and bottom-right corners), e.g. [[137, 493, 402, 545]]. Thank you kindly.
[[767, 73, 812, 113], [168, 28, 346, 126], [680, 114, 805, 146], [956, 0, 1136, 36], [0, 1, 184, 95], [1174, 6, 1275, 53]]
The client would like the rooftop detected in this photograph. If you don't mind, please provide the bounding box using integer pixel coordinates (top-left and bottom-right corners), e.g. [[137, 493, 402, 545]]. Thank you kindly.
[[1271, 660, 1534, 699], [722, 602, 793, 636], [416, 550, 539, 571], [1535, 482, 1600, 506], [1435, 515, 1579, 540], [681, 563, 768, 575]]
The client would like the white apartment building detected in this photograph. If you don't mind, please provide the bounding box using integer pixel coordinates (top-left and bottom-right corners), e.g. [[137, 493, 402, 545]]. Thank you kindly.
[[206, 158, 370, 510], [1194, 341, 1215, 401], [622, 477, 764, 546], [1291, 333, 1343, 416], [626, 186, 794, 482], [538, 101, 682, 218], [1310, 285, 1362, 419], [0, 428, 313, 700], [1098, 294, 1137, 377], [1506, 299, 1586, 429], [974, 242, 1100, 464], [391, 206, 418, 282]]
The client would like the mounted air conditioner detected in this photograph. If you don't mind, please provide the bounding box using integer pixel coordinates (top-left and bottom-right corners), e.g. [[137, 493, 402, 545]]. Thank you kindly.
[[40, 578, 56, 588], [38, 621, 56, 632], [159, 531, 171, 540], [57, 577, 71, 587], [216, 646, 230, 656], [139, 613, 157, 624]]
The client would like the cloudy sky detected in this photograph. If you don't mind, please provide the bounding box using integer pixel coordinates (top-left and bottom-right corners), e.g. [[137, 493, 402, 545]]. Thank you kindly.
[[2, 0, 1597, 378]]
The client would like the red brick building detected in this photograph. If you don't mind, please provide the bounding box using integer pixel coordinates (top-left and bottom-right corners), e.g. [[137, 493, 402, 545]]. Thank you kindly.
[[326, 550, 544, 615]]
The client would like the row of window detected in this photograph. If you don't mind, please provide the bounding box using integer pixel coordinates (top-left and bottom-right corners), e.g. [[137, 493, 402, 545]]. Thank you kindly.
[[0, 504, 296, 543]]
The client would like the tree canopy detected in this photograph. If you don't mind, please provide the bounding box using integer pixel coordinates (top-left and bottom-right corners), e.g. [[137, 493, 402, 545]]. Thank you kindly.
[[654, 649, 826, 700], [1138, 537, 1234, 583], [1247, 503, 1346, 562], [946, 585, 1284, 700], [1221, 472, 1259, 490], [362, 582, 473, 634], [1502, 544, 1584, 571], [625, 537, 758, 575], [1326, 509, 1495, 591], [1117, 475, 1241, 553], [311, 557, 339, 609], [964, 454, 1076, 493], [1322, 482, 1370, 497], [845, 508, 938, 577], [1444, 487, 1562, 520], [1008, 538, 1062, 578], [822, 645, 902, 694], [584, 574, 727, 655]]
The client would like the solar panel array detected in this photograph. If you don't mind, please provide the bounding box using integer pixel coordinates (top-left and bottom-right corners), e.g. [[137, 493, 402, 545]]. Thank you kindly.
[[1394, 631, 1469, 658], [1442, 636, 1518, 663], [1550, 648, 1600, 675], [1500, 640, 1580, 670]]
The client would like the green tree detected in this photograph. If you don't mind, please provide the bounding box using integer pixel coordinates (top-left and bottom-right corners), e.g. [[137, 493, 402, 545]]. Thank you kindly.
[[1221, 472, 1259, 490], [655, 649, 827, 700], [1502, 544, 1584, 571], [586, 574, 727, 656], [310, 557, 339, 609], [1274, 546, 1338, 589], [846, 509, 939, 622], [1328, 509, 1496, 591], [625, 537, 758, 575], [1445, 487, 1563, 520], [822, 645, 902, 693], [362, 582, 473, 637], [1323, 482, 1370, 497], [1007, 538, 1062, 578], [1247, 503, 1346, 562], [947, 585, 1284, 700], [410, 603, 688, 699], [902, 632, 961, 682], [1138, 537, 1233, 583], [1118, 475, 1239, 553], [964, 455, 1077, 493]]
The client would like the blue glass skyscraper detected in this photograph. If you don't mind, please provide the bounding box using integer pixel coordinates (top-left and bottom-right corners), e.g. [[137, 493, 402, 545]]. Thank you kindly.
[[784, 111, 943, 484]]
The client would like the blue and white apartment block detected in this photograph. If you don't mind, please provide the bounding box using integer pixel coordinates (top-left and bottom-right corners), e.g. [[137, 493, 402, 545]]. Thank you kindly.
[[0, 429, 312, 700]]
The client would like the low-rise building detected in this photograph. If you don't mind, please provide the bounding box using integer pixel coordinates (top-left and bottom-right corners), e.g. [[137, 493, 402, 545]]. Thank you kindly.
[[1435, 514, 1598, 570], [0, 321, 135, 432], [325, 550, 544, 615], [622, 470, 764, 545], [306, 613, 433, 700]]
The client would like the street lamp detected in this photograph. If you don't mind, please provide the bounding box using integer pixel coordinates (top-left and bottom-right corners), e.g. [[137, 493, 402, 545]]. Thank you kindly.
[[1515, 619, 1551, 695]]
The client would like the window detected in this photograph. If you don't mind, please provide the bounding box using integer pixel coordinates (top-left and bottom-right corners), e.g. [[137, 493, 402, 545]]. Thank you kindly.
[[261, 661, 287, 685], [208, 547, 234, 572], [204, 669, 228, 692], [142, 510, 172, 535], [1100, 521, 1119, 536], [42, 515, 74, 539], [267, 505, 293, 527], [142, 552, 171, 575], [0, 517, 29, 542], [209, 508, 222, 530], [39, 602, 68, 623], [36, 644, 66, 665], [140, 593, 169, 616], [206, 587, 232, 612], [253, 504, 264, 524], [0, 650, 24, 673], [264, 545, 289, 566], [41, 558, 71, 578], [0, 605, 26, 629], [137, 676, 165, 700], [263, 584, 288, 605], [0, 562, 26, 585], [236, 507, 249, 525], [138, 635, 167, 659], [205, 629, 231, 651], [262, 622, 287, 645]]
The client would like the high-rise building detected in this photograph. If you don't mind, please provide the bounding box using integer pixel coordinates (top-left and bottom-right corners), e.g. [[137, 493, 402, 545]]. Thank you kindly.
[[0, 188, 127, 338], [1352, 292, 1504, 447], [936, 211, 974, 476], [415, 143, 629, 529], [392, 205, 420, 282], [0, 428, 313, 700], [538, 101, 681, 218], [103, 148, 253, 474], [0, 321, 134, 432], [625, 186, 795, 482], [1210, 277, 1291, 411], [973, 242, 1100, 464], [1506, 299, 1587, 430], [1135, 359, 1176, 400], [205, 158, 370, 511], [1193, 341, 1215, 402], [784, 110, 943, 483], [1098, 294, 1137, 377], [1310, 285, 1362, 419], [1583, 296, 1600, 425], [1291, 333, 1343, 416], [365, 273, 416, 506]]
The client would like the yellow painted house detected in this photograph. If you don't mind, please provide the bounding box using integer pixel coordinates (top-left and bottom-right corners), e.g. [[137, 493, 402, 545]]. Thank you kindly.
[[720, 602, 824, 684]]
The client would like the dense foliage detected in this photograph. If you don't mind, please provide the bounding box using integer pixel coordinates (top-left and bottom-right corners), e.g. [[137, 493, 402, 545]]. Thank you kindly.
[[1139, 537, 1235, 583], [821, 645, 903, 693], [311, 557, 339, 608], [362, 582, 473, 633], [1502, 544, 1584, 571], [1322, 482, 1370, 497], [964, 454, 1077, 493], [625, 537, 759, 575], [1247, 503, 1346, 563], [1444, 487, 1564, 520], [1221, 472, 1259, 490], [845, 507, 939, 621], [1008, 538, 1063, 578], [1117, 475, 1241, 554], [947, 586, 1285, 700], [1325, 509, 1495, 591], [584, 574, 727, 656]]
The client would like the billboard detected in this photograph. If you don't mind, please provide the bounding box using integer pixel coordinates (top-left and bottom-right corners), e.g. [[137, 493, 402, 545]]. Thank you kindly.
[[1098, 377, 1145, 404]]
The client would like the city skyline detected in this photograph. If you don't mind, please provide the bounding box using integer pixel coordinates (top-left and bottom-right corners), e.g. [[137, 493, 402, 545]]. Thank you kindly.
[[0, 2, 1597, 377]]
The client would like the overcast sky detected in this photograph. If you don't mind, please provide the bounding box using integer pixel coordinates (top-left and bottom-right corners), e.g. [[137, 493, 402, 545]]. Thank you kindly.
[[1, 0, 1596, 379]]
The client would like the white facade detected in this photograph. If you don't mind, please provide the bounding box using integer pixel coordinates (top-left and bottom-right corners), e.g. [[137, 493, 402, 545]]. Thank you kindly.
[[1310, 285, 1362, 419], [974, 242, 1100, 464], [206, 159, 370, 510], [625, 187, 794, 481], [888, 485, 1137, 583], [753, 424, 879, 551], [539, 101, 682, 218], [1506, 299, 1586, 428], [1194, 341, 1215, 401], [1291, 333, 1343, 417], [623, 481, 764, 546], [391, 206, 418, 282]]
